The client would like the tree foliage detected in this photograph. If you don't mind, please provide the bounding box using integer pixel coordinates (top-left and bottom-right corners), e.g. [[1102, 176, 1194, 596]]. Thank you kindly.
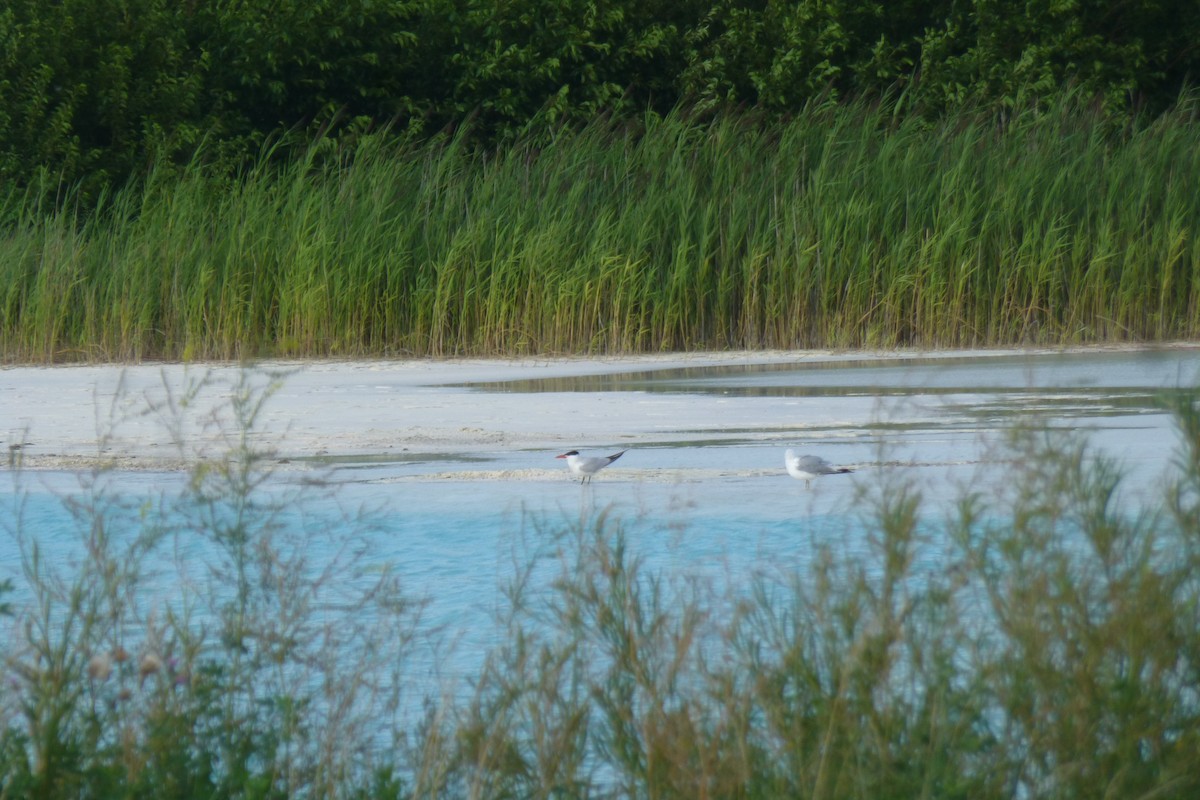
[[1, 0, 1197, 194], [0, 0, 205, 195]]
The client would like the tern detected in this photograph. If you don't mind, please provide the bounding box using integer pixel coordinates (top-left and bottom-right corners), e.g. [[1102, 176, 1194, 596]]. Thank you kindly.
[[785, 449, 852, 488], [556, 449, 627, 484]]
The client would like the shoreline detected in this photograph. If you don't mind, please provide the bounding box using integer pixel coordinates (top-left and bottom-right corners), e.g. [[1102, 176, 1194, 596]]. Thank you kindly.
[[5, 344, 1197, 472]]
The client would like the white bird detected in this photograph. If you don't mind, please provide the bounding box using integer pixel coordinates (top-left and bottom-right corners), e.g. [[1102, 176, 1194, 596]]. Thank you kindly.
[[556, 449, 627, 484], [785, 449, 852, 488]]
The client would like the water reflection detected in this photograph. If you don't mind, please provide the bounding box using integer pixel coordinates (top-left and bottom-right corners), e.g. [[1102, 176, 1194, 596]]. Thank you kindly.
[[456, 348, 1200, 409]]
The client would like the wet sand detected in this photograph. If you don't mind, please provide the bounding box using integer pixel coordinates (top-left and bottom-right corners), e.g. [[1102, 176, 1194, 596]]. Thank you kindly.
[[3, 346, 1194, 475], [0, 350, 872, 470]]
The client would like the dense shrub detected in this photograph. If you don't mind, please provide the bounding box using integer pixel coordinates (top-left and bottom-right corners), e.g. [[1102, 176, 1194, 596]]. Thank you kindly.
[[0, 0, 205, 196], [3, 373, 1200, 797], [2, 0, 1197, 194]]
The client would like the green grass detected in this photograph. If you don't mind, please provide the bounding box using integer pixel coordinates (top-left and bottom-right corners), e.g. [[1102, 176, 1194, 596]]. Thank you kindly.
[[2, 92, 1200, 362], [3, 373, 1200, 798]]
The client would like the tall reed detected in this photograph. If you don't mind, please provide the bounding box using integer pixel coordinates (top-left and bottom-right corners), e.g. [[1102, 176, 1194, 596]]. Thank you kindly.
[[3, 93, 1199, 362]]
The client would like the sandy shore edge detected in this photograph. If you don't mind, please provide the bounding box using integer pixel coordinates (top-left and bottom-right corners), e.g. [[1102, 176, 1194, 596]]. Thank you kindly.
[[5, 345, 1194, 472]]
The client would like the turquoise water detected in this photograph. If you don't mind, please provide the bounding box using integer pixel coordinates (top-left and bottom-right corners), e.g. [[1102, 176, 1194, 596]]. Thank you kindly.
[[0, 471, 902, 707]]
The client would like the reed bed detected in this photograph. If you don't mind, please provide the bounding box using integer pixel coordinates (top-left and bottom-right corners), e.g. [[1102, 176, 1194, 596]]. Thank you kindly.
[[2, 94, 1199, 362], [3, 373, 1200, 798]]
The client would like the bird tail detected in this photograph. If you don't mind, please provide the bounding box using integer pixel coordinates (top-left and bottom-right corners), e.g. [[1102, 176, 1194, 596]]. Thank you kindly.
[[606, 450, 627, 464]]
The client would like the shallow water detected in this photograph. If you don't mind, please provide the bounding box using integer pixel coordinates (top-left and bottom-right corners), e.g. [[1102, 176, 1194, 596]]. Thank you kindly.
[[3, 347, 1199, 692]]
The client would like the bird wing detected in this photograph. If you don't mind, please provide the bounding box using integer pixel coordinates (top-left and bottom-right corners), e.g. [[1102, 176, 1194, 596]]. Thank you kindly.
[[796, 455, 832, 473]]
